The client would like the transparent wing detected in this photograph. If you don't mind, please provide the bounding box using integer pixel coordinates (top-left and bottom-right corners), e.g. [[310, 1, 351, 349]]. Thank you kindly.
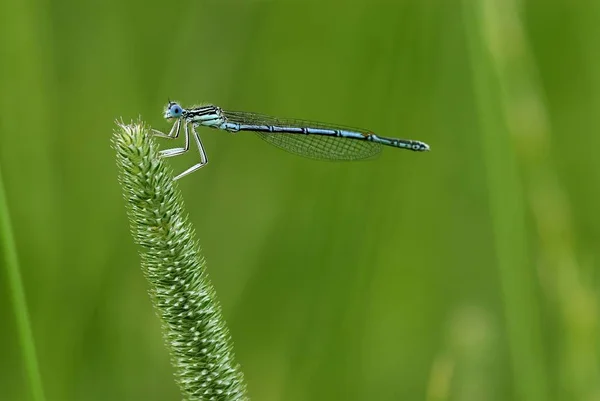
[[222, 110, 381, 161]]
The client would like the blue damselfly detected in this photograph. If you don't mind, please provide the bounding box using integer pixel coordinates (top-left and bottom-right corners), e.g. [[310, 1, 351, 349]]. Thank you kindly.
[[153, 101, 430, 180]]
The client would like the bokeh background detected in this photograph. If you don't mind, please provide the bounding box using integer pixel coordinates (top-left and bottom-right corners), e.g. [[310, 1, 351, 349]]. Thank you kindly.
[[1, 0, 599, 400]]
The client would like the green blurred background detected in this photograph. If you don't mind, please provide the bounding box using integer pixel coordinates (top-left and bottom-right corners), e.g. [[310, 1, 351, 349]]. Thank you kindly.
[[1, 0, 599, 400]]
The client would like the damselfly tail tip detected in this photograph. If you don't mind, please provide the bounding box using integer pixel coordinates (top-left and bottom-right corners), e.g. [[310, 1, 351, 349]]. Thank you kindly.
[[416, 141, 430, 152]]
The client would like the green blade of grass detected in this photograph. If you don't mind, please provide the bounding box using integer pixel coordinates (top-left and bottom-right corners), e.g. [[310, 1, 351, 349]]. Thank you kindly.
[[462, 1, 548, 400], [0, 167, 46, 401]]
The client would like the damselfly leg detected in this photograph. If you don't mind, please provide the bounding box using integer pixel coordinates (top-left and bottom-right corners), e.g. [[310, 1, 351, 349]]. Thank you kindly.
[[153, 121, 209, 180], [158, 122, 190, 158], [151, 118, 181, 139], [170, 124, 208, 180]]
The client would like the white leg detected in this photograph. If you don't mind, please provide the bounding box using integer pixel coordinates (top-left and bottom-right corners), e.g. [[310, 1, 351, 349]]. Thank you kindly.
[[159, 121, 190, 158], [152, 119, 181, 139], [172, 124, 208, 180]]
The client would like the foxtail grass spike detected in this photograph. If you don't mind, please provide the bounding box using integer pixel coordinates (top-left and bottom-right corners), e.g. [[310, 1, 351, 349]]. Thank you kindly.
[[113, 120, 249, 401]]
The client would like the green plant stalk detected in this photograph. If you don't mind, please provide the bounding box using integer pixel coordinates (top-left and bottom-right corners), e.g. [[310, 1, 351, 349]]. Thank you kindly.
[[113, 121, 249, 401], [0, 168, 46, 401], [472, 1, 599, 399], [462, 1, 548, 401]]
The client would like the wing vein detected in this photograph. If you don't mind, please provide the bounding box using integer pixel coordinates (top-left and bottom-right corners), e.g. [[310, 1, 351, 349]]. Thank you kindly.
[[222, 110, 381, 161]]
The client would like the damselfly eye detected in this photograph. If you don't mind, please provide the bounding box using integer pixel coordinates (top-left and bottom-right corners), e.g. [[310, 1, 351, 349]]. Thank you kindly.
[[169, 104, 182, 117]]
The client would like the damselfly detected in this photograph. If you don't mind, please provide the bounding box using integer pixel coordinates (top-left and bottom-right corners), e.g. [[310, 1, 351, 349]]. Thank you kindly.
[[153, 101, 430, 180]]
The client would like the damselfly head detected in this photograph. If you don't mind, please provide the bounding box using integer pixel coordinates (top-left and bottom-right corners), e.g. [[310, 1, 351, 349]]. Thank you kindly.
[[165, 101, 183, 119]]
